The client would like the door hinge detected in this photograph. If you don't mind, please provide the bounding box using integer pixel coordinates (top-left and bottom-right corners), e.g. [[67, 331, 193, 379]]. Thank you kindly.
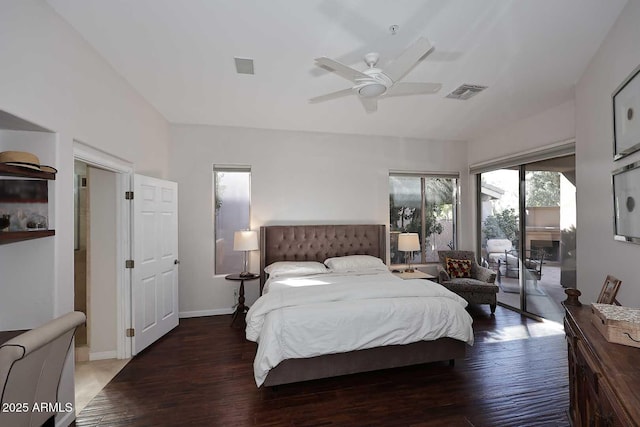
[[125, 259, 135, 269], [126, 328, 135, 337], [125, 191, 134, 200]]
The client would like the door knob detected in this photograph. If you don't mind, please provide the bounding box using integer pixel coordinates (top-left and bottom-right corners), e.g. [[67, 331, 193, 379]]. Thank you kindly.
[[174, 259, 180, 265]]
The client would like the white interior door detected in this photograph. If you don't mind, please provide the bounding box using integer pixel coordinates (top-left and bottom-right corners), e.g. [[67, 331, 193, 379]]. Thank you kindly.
[[132, 174, 179, 354]]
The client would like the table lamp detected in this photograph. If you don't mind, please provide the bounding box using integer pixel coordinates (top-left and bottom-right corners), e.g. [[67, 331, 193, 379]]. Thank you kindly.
[[398, 233, 420, 272], [233, 230, 258, 277]]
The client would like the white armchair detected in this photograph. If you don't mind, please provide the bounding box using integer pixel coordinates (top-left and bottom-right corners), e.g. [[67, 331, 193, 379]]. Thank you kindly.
[[0, 311, 86, 427]]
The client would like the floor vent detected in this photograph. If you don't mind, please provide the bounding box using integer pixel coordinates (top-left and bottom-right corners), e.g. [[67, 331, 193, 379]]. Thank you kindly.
[[446, 84, 487, 100]]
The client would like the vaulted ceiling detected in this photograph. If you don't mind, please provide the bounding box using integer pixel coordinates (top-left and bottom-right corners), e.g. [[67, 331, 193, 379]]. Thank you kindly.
[[47, 0, 626, 140]]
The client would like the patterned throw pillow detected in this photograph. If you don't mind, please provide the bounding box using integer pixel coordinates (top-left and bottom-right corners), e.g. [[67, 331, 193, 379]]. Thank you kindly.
[[445, 257, 472, 278]]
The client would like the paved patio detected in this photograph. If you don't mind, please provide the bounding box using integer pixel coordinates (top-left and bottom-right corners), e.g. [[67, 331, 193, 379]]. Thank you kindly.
[[496, 262, 568, 323]]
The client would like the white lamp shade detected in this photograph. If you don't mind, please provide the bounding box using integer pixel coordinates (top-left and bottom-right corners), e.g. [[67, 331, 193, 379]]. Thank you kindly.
[[233, 230, 258, 251], [398, 233, 420, 252]]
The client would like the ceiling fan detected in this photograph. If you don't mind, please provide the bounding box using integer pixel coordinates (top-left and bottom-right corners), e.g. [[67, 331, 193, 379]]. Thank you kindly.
[[309, 37, 441, 113]]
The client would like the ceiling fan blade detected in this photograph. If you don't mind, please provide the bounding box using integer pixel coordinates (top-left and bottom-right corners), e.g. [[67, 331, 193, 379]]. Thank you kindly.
[[309, 88, 354, 103], [315, 57, 370, 82], [383, 37, 434, 82], [359, 97, 378, 113], [385, 82, 442, 97]]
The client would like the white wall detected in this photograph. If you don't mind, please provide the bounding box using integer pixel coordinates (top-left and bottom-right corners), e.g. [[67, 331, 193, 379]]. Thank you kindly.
[[169, 124, 469, 316], [0, 130, 56, 329], [88, 167, 117, 359], [0, 1, 170, 424], [575, 0, 640, 307], [0, 0, 170, 322], [468, 99, 575, 166]]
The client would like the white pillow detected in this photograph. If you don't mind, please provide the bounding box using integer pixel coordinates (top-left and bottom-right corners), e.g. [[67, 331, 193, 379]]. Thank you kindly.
[[264, 261, 328, 278], [324, 255, 386, 272]]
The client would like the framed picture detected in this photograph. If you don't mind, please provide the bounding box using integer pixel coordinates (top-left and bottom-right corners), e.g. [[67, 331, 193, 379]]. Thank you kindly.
[[613, 64, 640, 160], [597, 275, 622, 304], [612, 161, 640, 243]]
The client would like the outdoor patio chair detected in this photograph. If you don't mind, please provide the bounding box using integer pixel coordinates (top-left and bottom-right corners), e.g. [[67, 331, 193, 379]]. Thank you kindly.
[[498, 249, 545, 283], [484, 238, 513, 270]]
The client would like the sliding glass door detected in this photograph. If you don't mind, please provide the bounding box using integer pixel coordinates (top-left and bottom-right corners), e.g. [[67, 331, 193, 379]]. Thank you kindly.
[[523, 156, 576, 320], [477, 155, 576, 321], [479, 168, 522, 310]]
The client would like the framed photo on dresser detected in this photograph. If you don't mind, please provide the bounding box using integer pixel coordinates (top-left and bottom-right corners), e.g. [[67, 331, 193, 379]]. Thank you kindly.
[[596, 275, 621, 305]]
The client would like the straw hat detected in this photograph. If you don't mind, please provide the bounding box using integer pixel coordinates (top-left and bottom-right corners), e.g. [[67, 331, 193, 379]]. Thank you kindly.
[[0, 151, 57, 173]]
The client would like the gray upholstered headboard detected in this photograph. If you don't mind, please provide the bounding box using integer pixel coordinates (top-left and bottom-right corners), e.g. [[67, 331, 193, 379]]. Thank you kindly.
[[259, 224, 386, 293]]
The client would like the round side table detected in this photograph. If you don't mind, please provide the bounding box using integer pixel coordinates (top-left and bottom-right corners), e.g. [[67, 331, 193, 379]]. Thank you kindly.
[[225, 273, 259, 327]]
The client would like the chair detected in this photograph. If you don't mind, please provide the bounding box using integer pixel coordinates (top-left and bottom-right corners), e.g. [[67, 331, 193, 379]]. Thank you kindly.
[[525, 249, 545, 280], [437, 250, 499, 314], [0, 311, 86, 427], [498, 249, 545, 283], [485, 239, 513, 270], [500, 250, 518, 280]]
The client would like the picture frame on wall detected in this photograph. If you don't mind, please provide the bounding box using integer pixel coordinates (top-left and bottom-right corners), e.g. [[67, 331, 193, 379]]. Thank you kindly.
[[613, 161, 640, 244], [613, 64, 640, 160]]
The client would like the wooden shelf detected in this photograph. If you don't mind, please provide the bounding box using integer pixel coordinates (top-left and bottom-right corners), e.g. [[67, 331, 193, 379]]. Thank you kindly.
[[0, 163, 56, 245], [0, 164, 56, 180], [0, 230, 55, 245]]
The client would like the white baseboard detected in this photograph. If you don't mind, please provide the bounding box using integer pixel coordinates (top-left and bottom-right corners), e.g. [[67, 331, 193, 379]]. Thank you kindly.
[[179, 308, 233, 318], [89, 350, 117, 361]]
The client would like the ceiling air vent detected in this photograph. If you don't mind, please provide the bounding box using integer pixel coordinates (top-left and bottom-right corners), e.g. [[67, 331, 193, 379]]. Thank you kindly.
[[446, 84, 487, 100], [234, 57, 254, 75]]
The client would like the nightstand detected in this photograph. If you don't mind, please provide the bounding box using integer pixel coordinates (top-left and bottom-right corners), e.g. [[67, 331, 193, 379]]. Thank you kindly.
[[392, 270, 438, 282], [225, 273, 259, 327]]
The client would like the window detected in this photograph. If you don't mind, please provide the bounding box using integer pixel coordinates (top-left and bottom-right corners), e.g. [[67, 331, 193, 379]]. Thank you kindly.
[[389, 173, 458, 265], [213, 166, 251, 275]]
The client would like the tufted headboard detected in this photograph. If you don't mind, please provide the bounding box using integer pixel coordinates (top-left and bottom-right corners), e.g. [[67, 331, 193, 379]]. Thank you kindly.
[[259, 224, 386, 293]]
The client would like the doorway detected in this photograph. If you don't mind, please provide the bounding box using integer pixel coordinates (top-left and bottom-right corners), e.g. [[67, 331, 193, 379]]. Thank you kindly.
[[73, 160, 122, 360], [73, 141, 134, 413], [73, 159, 130, 413], [477, 154, 576, 322], [73, 161, 88, 361], [71, 141, 179, 412]]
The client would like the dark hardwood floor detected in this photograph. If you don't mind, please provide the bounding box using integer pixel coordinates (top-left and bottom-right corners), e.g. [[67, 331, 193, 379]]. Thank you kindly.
[[73, 306, 569, 426]]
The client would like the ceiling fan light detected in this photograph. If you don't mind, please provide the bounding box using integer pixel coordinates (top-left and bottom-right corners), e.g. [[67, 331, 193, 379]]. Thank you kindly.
[[358, 83, 386, 97]]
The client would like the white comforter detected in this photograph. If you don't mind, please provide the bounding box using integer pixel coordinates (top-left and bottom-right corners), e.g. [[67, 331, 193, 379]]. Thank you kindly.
[[245, 271, 474, 386]]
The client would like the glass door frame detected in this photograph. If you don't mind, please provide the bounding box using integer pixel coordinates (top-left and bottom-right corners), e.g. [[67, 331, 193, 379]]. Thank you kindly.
[[517, 165, 528, 313], [476, 168, 530, 314], [473, 158, 577, 320], [473, 142, 576, 319]]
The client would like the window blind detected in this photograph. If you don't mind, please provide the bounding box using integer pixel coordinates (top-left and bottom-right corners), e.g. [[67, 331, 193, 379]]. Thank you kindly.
[[389, 170, 459, 179], [468, 139, 575, 175]]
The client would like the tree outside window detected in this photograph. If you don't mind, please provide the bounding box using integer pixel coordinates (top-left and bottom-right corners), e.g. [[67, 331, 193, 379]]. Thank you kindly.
[[480, 171, 560, 249], [526, 171, 560, 207]]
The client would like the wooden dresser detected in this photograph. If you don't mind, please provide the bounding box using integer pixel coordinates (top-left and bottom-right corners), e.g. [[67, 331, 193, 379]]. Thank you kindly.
[[564, 304, 640, 426]]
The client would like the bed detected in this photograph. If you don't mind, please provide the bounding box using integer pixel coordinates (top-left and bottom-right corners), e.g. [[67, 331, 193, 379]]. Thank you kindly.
[[246, 224, 473, 387]]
